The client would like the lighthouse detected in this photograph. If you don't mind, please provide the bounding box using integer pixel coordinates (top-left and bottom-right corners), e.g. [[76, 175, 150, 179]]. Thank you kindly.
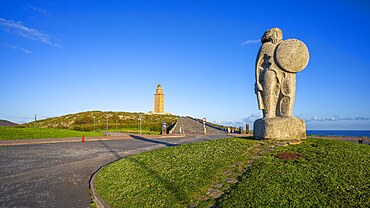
[[154, 84, 164, 113]]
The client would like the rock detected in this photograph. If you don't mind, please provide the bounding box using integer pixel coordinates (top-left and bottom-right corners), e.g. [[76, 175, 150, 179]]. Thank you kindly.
[[213, 183, 223, 189], [254, 117, 306, 140], [188, 203, 199, 208], [223, 170, 233, 176], [225, 178, 238, 184], [207, 188, 224, 199]]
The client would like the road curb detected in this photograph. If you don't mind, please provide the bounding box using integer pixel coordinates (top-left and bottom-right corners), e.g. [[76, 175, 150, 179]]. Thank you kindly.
[[89, 162, 114, 208], [88, 144, 167, 208], [0, 134, 185, 147], [0, 136, 129, 147]]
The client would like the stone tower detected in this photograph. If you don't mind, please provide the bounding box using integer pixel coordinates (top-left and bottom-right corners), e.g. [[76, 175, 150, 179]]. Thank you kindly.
[[154, 84, 164, 113]]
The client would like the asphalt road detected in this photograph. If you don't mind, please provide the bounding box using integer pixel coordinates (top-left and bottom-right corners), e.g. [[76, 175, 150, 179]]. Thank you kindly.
[[0, 134, 229, 208]]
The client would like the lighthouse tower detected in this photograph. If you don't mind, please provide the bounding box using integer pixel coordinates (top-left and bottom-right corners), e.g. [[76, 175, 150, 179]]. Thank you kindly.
[[154, 84, 164, 113]]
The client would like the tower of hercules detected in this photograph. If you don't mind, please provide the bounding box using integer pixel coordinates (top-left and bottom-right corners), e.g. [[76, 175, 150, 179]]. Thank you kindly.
[[154, 84, 164, 113]]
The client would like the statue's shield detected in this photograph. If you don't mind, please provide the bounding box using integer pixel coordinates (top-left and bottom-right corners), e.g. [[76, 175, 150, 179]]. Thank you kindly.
[[275, 39, 309, 73]]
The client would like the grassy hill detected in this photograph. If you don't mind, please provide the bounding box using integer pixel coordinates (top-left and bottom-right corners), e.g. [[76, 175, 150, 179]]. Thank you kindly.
[[0, 119, 18, 127], [94, 138, 370, 207], [20, 111, 178, 134]]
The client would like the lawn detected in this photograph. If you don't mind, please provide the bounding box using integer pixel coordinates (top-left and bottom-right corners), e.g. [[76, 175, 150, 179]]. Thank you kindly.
[[0, 126, 103, 140], [108, 127, 162, 135], [94, 138, 259, 207], [218, 138, 370, 207], [94, 137, 370, 208]]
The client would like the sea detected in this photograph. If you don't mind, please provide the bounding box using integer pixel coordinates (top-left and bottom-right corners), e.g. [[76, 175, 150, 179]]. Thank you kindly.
[[306, 130, 370, 138]]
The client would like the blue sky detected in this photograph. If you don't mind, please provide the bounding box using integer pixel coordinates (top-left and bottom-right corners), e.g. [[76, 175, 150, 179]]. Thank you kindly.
[[0, 0, 369, 130]]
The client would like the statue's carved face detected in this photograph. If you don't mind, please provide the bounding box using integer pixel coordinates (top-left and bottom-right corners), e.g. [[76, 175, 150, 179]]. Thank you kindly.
[[261, 28, 283, 44]]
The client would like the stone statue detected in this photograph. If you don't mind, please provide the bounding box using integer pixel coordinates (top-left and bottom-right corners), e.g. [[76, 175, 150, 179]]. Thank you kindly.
[[253, 27, 309, 140]]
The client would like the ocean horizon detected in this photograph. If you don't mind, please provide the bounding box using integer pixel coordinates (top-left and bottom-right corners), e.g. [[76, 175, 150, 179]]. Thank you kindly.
[[306, 130, 370, 138]]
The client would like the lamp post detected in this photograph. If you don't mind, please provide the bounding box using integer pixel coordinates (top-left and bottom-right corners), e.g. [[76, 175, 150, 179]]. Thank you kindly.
[[98, 119, 100, 132], [93, 116, 96, 132], [106, 112, 109, 136], [138, 114, 142, 134], [34, 114, 37, 128]]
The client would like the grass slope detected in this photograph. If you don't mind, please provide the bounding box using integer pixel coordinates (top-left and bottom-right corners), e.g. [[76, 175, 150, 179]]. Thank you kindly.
[[0, 119, 18, 126], [95, 138, 257, 207], [218, 138, 370, 207], [94, 138, 370, 208], [20, 111, 178, 134], [0, 126, 103, 140]]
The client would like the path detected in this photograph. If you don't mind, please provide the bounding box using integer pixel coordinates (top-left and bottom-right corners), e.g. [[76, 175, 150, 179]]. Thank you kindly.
[[172, 117, 227, 135], [0, 134, 230, 208]]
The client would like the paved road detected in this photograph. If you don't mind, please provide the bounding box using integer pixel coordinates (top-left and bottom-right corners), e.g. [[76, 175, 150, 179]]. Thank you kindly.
[[172, 117, 227, 135], [0, 134, 230, 208]]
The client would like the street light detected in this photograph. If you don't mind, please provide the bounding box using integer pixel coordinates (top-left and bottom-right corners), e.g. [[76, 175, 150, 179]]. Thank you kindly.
[[138, 114, 142, 134], [106, 112, 109, 136], [98, 119, 100, 132], [34, 114, 37, 128], [93, 116, 96, 132]]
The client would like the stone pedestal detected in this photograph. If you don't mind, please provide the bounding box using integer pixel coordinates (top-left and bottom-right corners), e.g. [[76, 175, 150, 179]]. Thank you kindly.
[[253, 117, 306, 140]]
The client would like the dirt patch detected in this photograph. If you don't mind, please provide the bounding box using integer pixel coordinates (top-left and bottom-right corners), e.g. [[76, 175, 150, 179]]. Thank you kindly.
[[276, 152, 301, 160]]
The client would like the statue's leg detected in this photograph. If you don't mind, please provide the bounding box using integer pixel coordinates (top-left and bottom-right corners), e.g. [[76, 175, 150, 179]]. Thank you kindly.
[[280, 73, 296, 116], [262, 70, 279, 118], [288, 74, 296, 116], [279, 96, 290, 116]]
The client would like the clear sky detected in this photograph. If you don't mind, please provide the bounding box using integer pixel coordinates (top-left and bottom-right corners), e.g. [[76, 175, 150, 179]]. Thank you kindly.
[[1, 0, 369, 130]]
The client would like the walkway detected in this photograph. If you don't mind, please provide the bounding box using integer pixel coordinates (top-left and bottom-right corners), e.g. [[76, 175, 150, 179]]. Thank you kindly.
[[172, 117, 227, 135]]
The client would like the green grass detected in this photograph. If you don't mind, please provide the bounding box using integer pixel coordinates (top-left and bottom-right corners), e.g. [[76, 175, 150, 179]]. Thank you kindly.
[[20, 111, 178, 133], [94, 138, 370, 207], [94, 138, 258, 207], [0, 126, 103, 140], [107, 127, 162, 135], [218, 138, 370, 207]]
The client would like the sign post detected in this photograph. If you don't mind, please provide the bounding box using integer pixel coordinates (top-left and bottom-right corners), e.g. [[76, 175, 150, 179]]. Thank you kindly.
[[162, 122, 167, 135], [202, 118, 207, 135]]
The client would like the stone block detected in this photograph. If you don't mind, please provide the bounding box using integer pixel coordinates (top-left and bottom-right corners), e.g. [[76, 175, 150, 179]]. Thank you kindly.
[[254, 117, 306, 140]]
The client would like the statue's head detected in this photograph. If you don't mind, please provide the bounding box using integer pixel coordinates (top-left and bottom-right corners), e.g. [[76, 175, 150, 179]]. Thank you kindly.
[[261, 28, 283, 44]]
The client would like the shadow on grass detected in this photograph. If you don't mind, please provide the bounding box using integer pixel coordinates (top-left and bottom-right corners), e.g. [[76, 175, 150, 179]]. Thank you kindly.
[[129, 134, 179, 147], [235, 136, 261, 141], [126, 156, 187, 204]]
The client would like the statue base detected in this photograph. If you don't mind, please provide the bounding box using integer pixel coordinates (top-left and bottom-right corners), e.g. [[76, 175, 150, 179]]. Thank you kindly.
[[253, 117, 306, 140]]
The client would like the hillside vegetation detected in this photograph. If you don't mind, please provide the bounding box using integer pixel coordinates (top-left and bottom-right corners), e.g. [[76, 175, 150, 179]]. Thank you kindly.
[[20, 111, 178, 133]]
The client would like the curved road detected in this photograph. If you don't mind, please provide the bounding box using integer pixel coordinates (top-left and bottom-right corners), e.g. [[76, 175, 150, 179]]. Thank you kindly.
[[0, 134, 230, 208]]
